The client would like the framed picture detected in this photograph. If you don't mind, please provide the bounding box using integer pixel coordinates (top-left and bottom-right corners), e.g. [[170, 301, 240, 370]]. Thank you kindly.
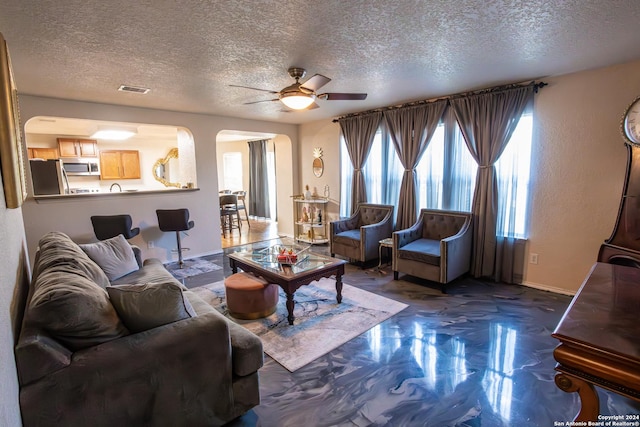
[[0, 32, 27, 209]]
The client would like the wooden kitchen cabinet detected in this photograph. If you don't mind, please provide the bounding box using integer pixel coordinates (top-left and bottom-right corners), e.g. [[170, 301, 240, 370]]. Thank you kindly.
[[27, 147, 59, 159], [57, 138, 98, 157], [99, 150, 140, 179]]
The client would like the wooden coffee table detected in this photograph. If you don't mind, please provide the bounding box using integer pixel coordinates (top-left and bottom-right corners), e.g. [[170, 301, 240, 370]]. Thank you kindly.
[[227, 245, 346, 325]]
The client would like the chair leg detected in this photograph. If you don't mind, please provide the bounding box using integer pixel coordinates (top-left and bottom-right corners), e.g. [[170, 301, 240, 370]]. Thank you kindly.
[[176, 231, 184, 267], [243, 207, 251, 228], [393, 271, 399, 280]]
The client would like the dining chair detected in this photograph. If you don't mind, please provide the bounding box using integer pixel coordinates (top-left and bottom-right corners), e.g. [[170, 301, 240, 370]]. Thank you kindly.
[[232, 190, 251, 228], [220, 194, 241, 237]]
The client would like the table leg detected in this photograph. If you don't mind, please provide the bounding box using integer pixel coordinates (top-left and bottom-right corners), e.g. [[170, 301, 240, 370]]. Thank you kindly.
[[286, 292, 295, 325], [554, 372, 600, 422], [377, 243, 383, 269], [230, 258, 237, 274], [335, 272, 343, 304]]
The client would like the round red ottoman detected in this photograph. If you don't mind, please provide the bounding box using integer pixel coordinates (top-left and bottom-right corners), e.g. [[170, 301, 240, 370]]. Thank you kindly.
[[224, 272, 279, 320]]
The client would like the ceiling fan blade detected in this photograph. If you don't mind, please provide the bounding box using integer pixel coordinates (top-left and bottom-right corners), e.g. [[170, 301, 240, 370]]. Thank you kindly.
[[230, 84, 279, 94], [319, 93, 368, 101], [243, 99, 279, 105], [300, 74, 331, 92]]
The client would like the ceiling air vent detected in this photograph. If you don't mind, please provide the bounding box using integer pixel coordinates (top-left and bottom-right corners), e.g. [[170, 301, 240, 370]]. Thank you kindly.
[[118, 85, 150, 94]]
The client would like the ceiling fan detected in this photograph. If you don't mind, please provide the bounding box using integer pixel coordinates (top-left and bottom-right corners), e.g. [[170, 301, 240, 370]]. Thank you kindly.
[[230, 67, 367, 110]]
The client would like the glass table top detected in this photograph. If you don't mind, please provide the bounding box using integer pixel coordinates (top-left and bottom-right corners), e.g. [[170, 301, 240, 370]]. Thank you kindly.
[[227, 241, 341, 277]]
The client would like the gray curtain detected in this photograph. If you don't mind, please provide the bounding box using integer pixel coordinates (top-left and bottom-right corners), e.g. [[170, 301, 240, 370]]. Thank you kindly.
[[450, 85, 534, 279], [248, 139, 270, 218], [338, 112, 382, 213], [383, 101, 448, 230]]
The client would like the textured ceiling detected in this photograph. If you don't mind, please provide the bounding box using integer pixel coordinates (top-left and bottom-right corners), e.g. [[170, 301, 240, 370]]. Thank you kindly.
[[1, 0, 640, 125]]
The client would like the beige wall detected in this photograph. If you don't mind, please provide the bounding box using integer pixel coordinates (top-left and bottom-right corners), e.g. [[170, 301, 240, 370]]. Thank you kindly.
[[525, 59, 640, 293], [299, 58, 640, 294], [19, 95, 299, 265], [0, 194, 30, 425], [298, 120, 342, 223]]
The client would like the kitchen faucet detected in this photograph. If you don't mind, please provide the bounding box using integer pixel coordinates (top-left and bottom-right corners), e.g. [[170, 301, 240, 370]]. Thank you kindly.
[[110, 183, 122, 192]]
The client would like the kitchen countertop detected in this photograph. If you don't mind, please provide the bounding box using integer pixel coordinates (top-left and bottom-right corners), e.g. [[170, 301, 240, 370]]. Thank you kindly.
[[33, 187, 199, 201]]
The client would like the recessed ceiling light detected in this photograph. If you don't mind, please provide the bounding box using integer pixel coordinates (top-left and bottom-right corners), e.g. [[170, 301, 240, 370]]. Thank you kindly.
[[118, 84, 150, 94], [91, 126, 137, 140]]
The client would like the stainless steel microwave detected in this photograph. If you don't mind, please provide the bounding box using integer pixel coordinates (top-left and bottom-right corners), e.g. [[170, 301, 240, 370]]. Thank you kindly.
[[61, 158, 100, 176]]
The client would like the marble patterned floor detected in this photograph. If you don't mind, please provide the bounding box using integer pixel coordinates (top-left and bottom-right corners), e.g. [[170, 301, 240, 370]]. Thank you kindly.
[[180, 241, 640, 426]]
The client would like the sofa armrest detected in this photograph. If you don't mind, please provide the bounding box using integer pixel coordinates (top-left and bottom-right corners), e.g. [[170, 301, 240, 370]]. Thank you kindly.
[[15, 329, 72, 386], [361, 212, 393, 245], [393, 218, 424, 249], [21, 312, 236, 425], [441, 218, 473, 282]]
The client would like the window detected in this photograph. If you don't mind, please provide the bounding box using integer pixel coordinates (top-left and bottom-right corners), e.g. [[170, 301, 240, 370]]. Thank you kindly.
[[339, 109, 534, 239], [416, 111, 477, 212], [222, 152, 243, 191], [340, 128, 402, 217], [495, 113, 533, 238]]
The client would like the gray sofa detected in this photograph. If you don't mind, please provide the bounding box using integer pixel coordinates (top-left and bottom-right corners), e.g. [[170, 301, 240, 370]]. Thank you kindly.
[[15, 231, 263, 427]]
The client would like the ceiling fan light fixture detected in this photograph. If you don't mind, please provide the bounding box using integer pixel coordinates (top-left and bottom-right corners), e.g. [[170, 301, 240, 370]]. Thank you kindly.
[[280, 92, 316, 110]]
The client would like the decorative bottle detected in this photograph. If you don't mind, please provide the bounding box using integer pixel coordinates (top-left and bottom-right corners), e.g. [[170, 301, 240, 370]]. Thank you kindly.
[[318, 209, 322, 224]]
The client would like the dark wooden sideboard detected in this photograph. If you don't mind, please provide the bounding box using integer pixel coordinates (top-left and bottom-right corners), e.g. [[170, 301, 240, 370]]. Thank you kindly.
[[552, 262, 640, 421]]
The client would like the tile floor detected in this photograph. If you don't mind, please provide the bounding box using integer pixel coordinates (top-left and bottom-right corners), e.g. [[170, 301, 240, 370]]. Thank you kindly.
[[180, 241, 640, 426]]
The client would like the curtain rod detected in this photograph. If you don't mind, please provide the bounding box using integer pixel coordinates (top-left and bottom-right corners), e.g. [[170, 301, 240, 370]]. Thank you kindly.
[[332, 80, 547, 123]]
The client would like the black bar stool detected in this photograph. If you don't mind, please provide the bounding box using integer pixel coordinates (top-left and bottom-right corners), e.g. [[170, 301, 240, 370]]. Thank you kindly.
[[91, 215, 140, 241], [156, 209, 195, 267]]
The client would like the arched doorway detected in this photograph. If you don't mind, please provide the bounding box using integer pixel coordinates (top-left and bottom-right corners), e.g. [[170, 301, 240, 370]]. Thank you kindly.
[[216, 130, 293, 248]]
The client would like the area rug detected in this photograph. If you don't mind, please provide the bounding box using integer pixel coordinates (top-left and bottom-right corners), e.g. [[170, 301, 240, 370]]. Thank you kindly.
[[191, 278, 408, 372], [165, 257, 222, 279]]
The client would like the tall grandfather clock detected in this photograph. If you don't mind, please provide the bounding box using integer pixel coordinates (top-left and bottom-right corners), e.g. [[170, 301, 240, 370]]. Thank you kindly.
[[598, 96, 640, 266]]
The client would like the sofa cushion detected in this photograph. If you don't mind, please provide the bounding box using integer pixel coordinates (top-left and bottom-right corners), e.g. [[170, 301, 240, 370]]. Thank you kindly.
[[358, 206, 391, 226], [110, 258, 184, 287], [107, 282, 197, 333], [34, 231, 111, 290], [79, 234, 140, 281], [398, 238, 441, 266], [27, 269, 129, 351], [333, 229, 361, 247]]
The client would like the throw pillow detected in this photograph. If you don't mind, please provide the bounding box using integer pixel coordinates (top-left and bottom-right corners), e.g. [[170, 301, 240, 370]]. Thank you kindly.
[[27, 270, 129, 351], [34, 231, 111, 289], [79, 234, 139, 281], [107, 282, 198, 333]]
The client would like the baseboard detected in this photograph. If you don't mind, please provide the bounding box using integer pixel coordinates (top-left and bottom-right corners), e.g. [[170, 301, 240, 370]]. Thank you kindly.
[[522, 281, 576, 296]]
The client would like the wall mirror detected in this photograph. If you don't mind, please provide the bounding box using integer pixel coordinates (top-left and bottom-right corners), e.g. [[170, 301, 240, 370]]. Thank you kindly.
[[312, 157, 324, 177], [153, 148, 181, 187], [312, 147, 324, 177]]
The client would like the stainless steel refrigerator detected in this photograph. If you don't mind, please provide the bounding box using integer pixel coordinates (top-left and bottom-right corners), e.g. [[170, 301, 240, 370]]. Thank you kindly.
[[29, 159, 69, 195]]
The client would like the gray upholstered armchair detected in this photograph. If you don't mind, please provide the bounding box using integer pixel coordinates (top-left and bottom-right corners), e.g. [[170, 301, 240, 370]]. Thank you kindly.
[[393, 209, 473, 292], [330, 204, 394, 264]]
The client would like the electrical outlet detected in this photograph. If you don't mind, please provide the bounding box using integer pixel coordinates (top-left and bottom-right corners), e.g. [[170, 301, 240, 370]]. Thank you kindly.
[[147, 241, 155, 249], [529, 253, 539, 264]]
